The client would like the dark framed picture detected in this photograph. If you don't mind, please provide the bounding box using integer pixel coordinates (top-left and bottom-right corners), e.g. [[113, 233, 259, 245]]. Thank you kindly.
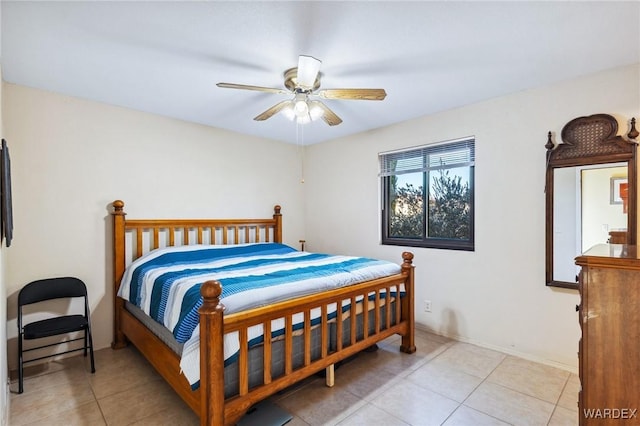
[[1, 139, 13, 247]]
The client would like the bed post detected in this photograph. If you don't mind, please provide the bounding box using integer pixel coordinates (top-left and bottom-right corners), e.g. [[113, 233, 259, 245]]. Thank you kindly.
[[273, 205, 282, 243], [111, 200, 128, 349], [400, 252, 416, 354], [199, 280, 225, 426]]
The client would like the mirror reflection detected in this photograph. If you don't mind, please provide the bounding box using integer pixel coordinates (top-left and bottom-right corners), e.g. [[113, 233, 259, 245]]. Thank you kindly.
[[553, 164, 627, 283]]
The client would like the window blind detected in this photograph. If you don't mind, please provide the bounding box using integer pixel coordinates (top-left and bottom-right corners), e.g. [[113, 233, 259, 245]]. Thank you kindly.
[[379, 138, 475, 177]]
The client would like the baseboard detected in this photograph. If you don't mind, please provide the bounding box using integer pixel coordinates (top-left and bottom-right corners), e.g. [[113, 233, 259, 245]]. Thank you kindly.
[[415, 323, 578, 375]]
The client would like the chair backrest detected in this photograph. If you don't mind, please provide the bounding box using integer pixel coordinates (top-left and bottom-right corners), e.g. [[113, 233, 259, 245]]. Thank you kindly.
[[18, 277, 87, 307]]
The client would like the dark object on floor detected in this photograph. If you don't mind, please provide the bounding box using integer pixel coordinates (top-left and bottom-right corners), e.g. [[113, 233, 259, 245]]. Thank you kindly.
[[17, 277, 96, 393], [238, 400, 293, 426], [363, 343, 379, 352]]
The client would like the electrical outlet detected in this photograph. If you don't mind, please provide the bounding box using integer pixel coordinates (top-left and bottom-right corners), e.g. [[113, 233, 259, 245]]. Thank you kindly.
[[424, 300, 432, 312]]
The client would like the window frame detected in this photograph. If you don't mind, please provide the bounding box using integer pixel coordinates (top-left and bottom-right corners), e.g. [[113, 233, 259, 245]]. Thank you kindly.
[[380, 138, 475, 251]]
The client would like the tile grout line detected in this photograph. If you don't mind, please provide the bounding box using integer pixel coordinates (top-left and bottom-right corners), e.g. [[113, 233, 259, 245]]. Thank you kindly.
[[87, 368, 109, 425], [459, 354, 568, 425], [545, 373, 572, 426], [387, 339, 462, 426], [397, 341, 508, 425], [450, 352, 516, 426], [343, 339, 457, 426]]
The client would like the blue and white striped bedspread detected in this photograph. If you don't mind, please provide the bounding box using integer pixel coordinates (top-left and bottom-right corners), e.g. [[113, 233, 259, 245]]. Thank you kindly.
[[118, 243, 402, 386]]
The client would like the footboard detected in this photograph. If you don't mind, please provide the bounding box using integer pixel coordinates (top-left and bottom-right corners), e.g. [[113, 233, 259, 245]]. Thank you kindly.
[[199, 254, 415, 425]]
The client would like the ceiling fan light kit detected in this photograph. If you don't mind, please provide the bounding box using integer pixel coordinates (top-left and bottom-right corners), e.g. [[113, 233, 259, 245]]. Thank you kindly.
[[217, 55, 386, 126], [280, 95, 325, 125]]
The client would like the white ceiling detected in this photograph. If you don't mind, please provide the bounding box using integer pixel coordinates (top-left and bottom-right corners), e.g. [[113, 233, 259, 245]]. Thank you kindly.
[[2, 1, 639, 145]]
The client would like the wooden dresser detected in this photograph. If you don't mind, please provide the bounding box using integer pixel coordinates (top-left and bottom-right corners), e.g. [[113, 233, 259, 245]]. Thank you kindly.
[[575, 244, 640, 425]]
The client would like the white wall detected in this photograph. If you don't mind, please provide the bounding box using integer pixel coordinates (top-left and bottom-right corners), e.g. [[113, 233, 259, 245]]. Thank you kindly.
[[582, 166, 627, 250], [2, 84, 305, 370], [303, 64, 640, 371]]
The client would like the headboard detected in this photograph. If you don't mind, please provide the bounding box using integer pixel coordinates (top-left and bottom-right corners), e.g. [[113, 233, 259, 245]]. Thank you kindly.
[[110, 199, 282, 289]]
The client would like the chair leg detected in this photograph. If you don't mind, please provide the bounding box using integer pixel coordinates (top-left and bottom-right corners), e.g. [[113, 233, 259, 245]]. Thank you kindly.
[[88, 329, 96, 374], [83, 329, 88, 357], [18, 335, 23, 394]]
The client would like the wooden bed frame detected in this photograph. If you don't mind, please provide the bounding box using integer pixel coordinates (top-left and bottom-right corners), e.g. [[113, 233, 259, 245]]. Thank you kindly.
[[110, 200, 416, 425]]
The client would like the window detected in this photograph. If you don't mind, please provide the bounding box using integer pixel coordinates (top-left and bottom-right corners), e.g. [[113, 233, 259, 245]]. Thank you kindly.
[[380, 138, 475, 251]]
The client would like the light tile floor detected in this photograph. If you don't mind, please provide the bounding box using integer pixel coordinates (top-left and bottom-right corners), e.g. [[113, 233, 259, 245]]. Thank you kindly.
[[9, 330, 578, 425]]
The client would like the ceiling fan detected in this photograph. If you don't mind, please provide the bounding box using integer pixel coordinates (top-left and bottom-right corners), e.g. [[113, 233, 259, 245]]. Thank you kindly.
[[216, 55, 387, 126]]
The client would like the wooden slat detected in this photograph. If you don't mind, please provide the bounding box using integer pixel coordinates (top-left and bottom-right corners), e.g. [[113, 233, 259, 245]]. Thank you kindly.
[[184, 227, 190, 245], [245, 226, 250, 244], [395, 287, 401, 325], [234, 226, 239, 244], [350, 296, 357, 346], [136, 229, 143, 259], [321, 304, 328, 357], [374, 290, 381, 334], [197, 227, 203, 244], [304, 309, 311, 366], [363, 293, 369, 340], [263, 320, 272, 385], [153, 228, 159, 250], [223, 226, 228, 244], [385, 286, 391, 330], [336, 303, 343, 352], [169, 228, 175, 246], [239, 328, 249, 396], [285, 315, 293, 375]]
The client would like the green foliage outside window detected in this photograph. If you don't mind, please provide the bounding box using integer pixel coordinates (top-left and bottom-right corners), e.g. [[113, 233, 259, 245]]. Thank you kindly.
[[381, 138, 474, 251], [428, 169, 471, 239]]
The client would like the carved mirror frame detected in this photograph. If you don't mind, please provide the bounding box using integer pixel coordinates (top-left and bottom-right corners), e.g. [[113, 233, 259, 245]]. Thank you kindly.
[[545, 113, 638, 289]]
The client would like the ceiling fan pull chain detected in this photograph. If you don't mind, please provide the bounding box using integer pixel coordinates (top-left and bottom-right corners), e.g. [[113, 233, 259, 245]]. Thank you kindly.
[[297, 122, 305, 184]]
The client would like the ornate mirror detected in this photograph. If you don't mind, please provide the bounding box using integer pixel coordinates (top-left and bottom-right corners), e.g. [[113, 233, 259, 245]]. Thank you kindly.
[[545, 114, 638, 289]]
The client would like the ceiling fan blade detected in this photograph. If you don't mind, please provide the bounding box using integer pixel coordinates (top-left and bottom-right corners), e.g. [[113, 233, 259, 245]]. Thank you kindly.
[[254, 100, 293, 121], [317, 88, 387, 101], [311, 101, 343, 126], [217, 82, 289, 95], [297, 55, 322, 89]]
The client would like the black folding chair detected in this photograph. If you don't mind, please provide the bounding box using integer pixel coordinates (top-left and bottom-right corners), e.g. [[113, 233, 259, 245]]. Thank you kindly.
[[17, 277, 96, 393]]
